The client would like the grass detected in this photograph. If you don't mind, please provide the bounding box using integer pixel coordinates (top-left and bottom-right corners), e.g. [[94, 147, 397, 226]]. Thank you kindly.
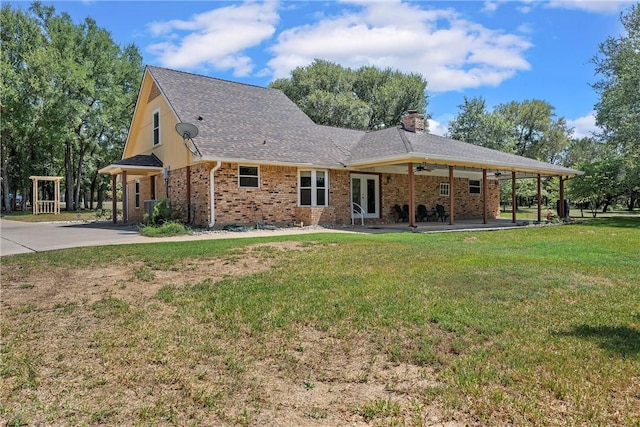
[[1, 217, 639, 425], [500, 205, 640, 220], [1, 210, 108, 222]]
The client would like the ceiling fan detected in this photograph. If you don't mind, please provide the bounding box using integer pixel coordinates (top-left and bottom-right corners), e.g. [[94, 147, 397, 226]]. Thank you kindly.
[[415, 163, 433, 172]]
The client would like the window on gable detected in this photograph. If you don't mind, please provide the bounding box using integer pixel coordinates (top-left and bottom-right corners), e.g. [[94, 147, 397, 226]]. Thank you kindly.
[[152, 110, 160, 146], [239, 165, 259, 188], [469, 180, 481, 194], [299, 170, 328, 206], [439, 183, 449, 197]]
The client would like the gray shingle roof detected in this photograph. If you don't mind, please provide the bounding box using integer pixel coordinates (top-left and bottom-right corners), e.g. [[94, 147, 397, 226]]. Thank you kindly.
[[115, 153, 163, 167], [347, 127, 580, 175], [147, 66, 580, 176], [148, 66, 347, 165]]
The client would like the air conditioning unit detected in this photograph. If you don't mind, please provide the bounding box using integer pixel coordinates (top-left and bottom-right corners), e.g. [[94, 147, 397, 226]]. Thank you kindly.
[[143, 200, 158, 216]]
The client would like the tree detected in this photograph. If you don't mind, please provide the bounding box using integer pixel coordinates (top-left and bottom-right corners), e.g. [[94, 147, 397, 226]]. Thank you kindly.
[[567, 148, 626, 214], [590, 4, 640, 212], [270, 59, 428, 130], [1, 3, 142, 212], [446, 96, 515, 152], [31, 3, 142, 211], [1, 4, 58, 212], [592, 4, 640, 157], [493, 99, 572, 163]]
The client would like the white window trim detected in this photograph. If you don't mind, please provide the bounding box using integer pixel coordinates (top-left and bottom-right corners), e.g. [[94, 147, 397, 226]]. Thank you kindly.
[[439, 183, 450, 197], [298, 169, 329, 207], [469, 179, 481, 195], [152, 108, 161, 146], [238, 165, 260, 188]]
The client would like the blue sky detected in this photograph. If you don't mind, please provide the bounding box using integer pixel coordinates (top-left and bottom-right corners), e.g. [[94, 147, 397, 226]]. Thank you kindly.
[[10, 0, 634, 137]]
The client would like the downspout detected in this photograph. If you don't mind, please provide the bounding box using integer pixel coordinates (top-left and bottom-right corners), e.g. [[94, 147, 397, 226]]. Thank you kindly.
[[209, 161, 222, 228]]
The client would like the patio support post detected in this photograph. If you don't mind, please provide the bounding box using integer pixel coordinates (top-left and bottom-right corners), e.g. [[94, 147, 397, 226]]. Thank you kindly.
[[111, 174, 117, 224], [449, 166, 454, 225], [122, 171, 128, 224], [511, 171, 517, 223], [559, 176, 565, 219], [482, 168, 488, 224], [537, 174, 542, 222], [408, 162, 415, 227]]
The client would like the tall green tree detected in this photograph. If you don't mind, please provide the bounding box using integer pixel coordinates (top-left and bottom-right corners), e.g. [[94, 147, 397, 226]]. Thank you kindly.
[[1, 2, 142, 212], [592, 3, 640, 157], [446, 96, 515, 152], [566, 139, 626, 213], [589, 4, 640, 211], [1, 4, 58, 212], [493, 99, 572, 163], [270, 59, 428, 130]]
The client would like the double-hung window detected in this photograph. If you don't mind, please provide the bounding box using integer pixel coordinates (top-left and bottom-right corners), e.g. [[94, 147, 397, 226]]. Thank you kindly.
[[439, 183, 449, 197], [238, 165, 259, 188], [152, 109, 160, 146], [299, 170, 328, 206]]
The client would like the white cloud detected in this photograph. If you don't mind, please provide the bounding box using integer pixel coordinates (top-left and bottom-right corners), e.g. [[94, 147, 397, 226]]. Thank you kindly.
[[567, 112, 601, 139], [147, 1, 279, 76], [427, 118, 448, 136], [477, 0, 628, 15], [267, 1, 532, 92], [547, 0, 630, 14], [481, 2, 499, 14]]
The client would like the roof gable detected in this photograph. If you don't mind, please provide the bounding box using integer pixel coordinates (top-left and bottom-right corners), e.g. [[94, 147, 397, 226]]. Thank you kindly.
[[146, 66, 349, 165]]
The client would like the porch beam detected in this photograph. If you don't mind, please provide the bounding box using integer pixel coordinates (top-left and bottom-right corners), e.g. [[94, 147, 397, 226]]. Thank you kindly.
[[537, 174, 542, 222], [511, 171, 517, 223], [482, 168, 488, 224], [408, 162, 416, 227], [449, 166, 454, 225], [111, 174, 117, 224]]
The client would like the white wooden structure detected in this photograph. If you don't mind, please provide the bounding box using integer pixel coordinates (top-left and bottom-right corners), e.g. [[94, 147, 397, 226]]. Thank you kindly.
[[30, 176, 61, 215]]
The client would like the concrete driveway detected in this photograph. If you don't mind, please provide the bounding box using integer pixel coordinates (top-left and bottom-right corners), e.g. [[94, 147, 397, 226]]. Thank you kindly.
[[0, 219, 358, 257], [0, 219, 152, 256]]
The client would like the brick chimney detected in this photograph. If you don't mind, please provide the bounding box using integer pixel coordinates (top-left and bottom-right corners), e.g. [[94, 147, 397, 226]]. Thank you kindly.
[[402, 110, 424, 133]]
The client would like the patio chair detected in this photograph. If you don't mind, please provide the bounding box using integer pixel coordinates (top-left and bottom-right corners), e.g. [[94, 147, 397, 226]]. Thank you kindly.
[[393, 204, 408, 222], [402, 204, 410, 222], [436, 204, 449, 222], [417, 204, 428, 222]]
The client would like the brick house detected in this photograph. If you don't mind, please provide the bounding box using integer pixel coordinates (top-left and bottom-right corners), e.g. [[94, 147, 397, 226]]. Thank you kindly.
[[99, 66, 580, 228]]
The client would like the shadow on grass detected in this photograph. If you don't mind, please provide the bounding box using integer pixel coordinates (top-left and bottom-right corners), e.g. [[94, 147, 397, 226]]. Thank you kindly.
[[574, 217, 640, 229], [558, 325, 640, 358]]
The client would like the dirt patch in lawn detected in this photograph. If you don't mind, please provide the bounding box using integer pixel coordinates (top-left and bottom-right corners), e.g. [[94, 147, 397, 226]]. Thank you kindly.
[[1, 241, 459, 426]]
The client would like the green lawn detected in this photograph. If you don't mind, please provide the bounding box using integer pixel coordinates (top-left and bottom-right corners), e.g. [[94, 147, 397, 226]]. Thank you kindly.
[[1, 218, 639, 425], [0, 210, 109, 222]]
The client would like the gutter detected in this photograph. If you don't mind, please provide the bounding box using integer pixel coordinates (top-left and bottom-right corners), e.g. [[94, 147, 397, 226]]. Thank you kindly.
[[208, 161, 222, 228]]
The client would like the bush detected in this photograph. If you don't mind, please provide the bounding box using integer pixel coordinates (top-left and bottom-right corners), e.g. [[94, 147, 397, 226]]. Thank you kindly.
[[139, 221, 190, 237], [145, 198, 172, 226]]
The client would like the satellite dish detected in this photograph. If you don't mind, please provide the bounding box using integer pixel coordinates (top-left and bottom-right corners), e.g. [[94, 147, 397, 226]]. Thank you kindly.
[[175, 122, 202, 157], [176, 122, 199, 139]]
